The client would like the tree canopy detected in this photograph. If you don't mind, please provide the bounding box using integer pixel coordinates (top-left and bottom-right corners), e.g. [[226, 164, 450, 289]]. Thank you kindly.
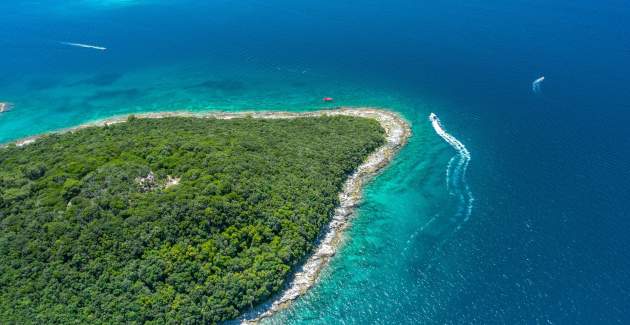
[[0, 115, 384, 323]]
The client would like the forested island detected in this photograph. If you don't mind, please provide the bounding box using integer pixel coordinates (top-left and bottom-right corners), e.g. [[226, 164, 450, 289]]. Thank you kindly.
[[0, 112, 390, 323]]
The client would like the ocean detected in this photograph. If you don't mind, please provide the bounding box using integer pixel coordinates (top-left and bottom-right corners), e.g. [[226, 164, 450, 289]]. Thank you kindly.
[[2, 0, 630, 323]]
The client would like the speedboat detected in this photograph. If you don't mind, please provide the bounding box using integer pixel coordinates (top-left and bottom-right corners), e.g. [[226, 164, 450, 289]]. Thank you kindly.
[[0, 102, 12, 113]]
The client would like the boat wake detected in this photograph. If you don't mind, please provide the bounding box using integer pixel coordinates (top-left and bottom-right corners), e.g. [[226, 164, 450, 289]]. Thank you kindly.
[[430, 113, 473, 228], [60, 42, 107, 51], [532, 76, 545, 94]]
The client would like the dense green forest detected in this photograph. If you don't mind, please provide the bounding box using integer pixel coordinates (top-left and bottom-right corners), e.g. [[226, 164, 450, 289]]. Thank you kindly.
[[0, 115, 384, 323]]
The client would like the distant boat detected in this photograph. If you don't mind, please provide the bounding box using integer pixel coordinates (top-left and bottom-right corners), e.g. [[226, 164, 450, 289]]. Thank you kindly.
[[323, 97, 334, 102], [0, 102, 12, 113]]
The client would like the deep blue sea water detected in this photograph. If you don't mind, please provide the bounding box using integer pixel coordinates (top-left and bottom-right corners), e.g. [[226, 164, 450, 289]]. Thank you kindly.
[[2, 1, 630, 323]]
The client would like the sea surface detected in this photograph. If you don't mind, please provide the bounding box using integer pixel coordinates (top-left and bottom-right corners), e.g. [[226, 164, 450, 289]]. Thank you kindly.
[[2, 1, 630, 324]]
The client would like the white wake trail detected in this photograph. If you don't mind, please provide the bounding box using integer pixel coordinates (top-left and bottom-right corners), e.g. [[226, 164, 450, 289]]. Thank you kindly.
[[532, 76, 545, 94], [446, 156, 457, 193], [429, 113, 474, 226], [61, 42, 107, 51]]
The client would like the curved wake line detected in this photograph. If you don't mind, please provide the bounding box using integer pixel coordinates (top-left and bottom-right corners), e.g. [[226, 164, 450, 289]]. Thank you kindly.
[[429, 113, 474, 226], [532, 76, 545, 94], [446, 155, 456, 193]]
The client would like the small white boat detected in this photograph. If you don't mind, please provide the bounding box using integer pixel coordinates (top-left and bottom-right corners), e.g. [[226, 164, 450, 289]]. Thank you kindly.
[[0, 102, 12, 113]]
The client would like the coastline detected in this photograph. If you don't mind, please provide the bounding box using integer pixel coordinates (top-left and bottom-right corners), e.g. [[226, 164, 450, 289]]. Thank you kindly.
[[238, 108, 410, 323], [5, 107, 411, 322]]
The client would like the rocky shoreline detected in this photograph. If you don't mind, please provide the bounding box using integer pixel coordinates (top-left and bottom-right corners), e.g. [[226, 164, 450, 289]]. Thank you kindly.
[[6, 107, 411, 323], [237, 109, 411, 323]]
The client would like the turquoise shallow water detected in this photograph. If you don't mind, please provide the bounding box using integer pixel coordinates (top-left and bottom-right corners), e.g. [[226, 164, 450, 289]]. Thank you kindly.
[[0, 59, 415, 143], [263, 114, 468, 324], [2, 1, 630, 323]]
